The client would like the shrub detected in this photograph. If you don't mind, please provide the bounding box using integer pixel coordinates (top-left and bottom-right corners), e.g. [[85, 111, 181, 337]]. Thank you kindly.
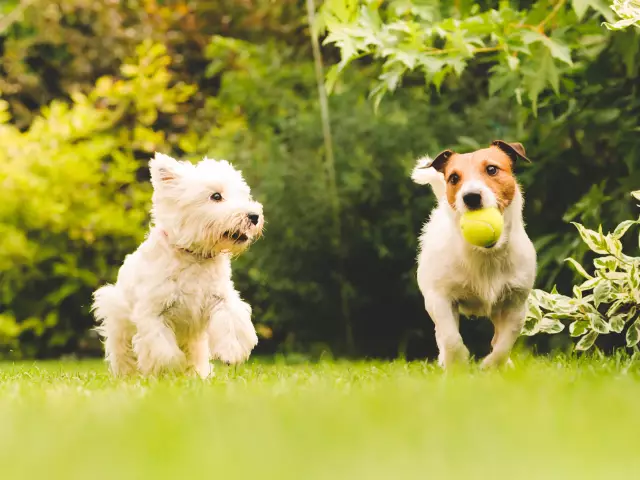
[[0, 41, 195, 357], [523, 191, 640, 351]]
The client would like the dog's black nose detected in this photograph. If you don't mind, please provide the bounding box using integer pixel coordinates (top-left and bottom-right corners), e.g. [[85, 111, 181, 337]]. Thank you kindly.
[[463, 192, 482, 209], [248, 213, 260, 225]]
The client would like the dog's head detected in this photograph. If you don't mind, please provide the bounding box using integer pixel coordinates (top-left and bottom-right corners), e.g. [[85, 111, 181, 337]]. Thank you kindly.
[[429, 140, 530, 213], [149, 153, 264, 256]]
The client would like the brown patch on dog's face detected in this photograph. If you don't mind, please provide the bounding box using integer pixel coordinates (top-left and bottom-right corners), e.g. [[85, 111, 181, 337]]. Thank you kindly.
[[438, 147, 517, 212]]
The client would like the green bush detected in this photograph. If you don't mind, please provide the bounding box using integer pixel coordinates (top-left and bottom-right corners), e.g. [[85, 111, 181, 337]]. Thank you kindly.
[[0, 0, 639, 359], [524, 191, 640, 351], [0, 41, 194, 356]]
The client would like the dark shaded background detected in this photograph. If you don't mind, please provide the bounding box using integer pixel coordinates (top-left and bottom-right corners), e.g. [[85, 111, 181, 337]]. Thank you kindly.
[[0, 0, 638, 360]]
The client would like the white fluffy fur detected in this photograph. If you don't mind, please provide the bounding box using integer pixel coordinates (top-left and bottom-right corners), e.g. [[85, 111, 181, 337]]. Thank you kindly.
[[93, 153, 264, 378], [411, 160, 536, 369]]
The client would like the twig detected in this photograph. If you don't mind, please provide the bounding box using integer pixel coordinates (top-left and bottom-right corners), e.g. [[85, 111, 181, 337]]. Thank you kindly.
[[0, 0, 35, 35], [421, 45, 503, 56], [305, 0, 354, 355], [538, 0, 567, 30]]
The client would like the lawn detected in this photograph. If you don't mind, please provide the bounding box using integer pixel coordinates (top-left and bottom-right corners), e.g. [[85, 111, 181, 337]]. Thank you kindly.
[[1, 356, 638, 480]]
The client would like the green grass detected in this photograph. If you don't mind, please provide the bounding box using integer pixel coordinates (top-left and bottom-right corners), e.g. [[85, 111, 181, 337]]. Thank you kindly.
[[1, 356, 639, 479]]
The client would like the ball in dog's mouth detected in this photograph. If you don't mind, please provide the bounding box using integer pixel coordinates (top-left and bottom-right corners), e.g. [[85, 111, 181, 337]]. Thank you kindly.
[[223, 231, 249, 243]]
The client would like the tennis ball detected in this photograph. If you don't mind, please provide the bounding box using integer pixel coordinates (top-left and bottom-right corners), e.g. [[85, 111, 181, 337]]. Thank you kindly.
[[460, 207, 504, 248]]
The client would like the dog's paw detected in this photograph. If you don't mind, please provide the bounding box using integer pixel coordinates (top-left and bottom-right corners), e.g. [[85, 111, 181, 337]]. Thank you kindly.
[[188, 361, 213, 379], [480, 353, 514, 370], [212, 339, 252, 365], [136, 342, 186, 376], [108, 359, 138, 377], [438, 338, 470, 369]]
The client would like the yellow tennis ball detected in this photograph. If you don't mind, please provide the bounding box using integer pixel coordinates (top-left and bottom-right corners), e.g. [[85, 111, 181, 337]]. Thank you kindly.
[[460, 207, 504, 248]]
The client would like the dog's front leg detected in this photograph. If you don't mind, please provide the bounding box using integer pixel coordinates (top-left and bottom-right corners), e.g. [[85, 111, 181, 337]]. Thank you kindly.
[[186, 333, 212, 379], [131, 304, 185, 376], [481, 301, 526, 369], [208, 291, 258, 365], [424, 290, 469, 368]]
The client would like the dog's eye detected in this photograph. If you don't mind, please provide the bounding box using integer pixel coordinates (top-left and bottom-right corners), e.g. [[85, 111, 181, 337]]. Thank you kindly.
[[448, 173, 460, 185], [486, 165, 498, 176], [210, 192, 223, 201]]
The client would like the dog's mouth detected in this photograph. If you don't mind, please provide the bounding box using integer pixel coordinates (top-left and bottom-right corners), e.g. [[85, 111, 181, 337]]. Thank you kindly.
[[223, 231, 249, 243]]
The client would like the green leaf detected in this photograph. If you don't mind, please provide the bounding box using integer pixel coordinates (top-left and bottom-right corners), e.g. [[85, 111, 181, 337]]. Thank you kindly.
[[576, 330, 599, 351], [626, 319, 640, 347], [612, 220, 637, 239], [571, 222, 609, 254], [527, 301, 543, 322], [571, 0, 596, 20], [379, 62, 406, 92], [605, 235, 623, 257], [578, 276, 601, 292], [325, 64, 341, 94], [603, 17, 640, 31], [539, 316, 565, 334], [570, 319, 589, 337], [625, 307, 638, 324], [542, 37, 573, 66], [607, 300, 625, 317], [565, 257, 592, 279], [507, 56, 519, 71], [525, 48, 559, 114], [573, 285, 583, 299], [610, 314, 626, 333], [593, 281, 612, 308], [593, 256, 618, 272], [629, 263, 640, 290], [589, 313, 610, 334], [529, 289, 558, 311], [521, 316, 540, 336]]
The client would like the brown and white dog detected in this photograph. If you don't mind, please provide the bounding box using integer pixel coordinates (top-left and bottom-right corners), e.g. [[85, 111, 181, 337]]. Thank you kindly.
[[411, 141, 536, 369]]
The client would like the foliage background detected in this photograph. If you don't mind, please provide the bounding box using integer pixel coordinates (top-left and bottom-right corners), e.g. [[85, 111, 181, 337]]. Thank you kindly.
[[0, 0, 638, 360]]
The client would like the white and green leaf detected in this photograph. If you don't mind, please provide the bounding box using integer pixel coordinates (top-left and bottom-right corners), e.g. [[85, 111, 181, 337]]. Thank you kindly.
[[576, 330, 599, 351]]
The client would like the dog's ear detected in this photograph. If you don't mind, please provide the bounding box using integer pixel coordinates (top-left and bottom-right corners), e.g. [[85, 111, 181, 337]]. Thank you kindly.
[[491, 140, 531, 164], [150, 152, 182, 184], [425, 149, 455, 173]]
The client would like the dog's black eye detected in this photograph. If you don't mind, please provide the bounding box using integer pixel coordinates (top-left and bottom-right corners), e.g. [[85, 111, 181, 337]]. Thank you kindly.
[[448, 173, 460, 185], [210, 192, 222, 201], [486, 165, 498, 176]]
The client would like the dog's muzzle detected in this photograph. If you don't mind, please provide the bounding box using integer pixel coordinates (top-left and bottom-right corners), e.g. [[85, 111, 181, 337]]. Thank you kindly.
[[462, 192, 482, 210]]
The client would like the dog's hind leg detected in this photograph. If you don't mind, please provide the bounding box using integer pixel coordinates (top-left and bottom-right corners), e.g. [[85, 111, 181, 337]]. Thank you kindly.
[[93, 284, 137, 376], [482, 303, 526, 369], [424, 290, 470, 368]]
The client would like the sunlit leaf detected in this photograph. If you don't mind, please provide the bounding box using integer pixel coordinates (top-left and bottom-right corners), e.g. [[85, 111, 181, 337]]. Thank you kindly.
[[610, 314, 626, 333], [570, 319, 589, 337], [565, 257, 593, 279], [576, 330, 599, 350], [626, 319, 640, 347]]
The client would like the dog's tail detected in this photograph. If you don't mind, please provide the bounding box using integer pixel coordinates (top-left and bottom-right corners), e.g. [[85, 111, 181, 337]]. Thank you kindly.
[[92, 284, 130, 338], [411, 156, 446, 199]]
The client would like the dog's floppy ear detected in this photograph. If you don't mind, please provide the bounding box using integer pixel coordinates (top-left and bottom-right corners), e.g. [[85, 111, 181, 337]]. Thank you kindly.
[[422, 149, 455, 173], [491, 140, 531, 164], [150, 152, 182, 184]]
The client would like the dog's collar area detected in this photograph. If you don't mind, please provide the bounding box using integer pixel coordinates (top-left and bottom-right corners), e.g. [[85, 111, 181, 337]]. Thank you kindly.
[[160, 230, 216, 260]]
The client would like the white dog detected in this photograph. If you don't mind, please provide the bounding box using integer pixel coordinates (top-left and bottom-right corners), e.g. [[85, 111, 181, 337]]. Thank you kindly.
[[411, 141, 536, 369], [93, 153, 264, 378]]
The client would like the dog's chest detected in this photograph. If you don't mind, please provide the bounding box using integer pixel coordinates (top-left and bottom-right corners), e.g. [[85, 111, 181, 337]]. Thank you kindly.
[[165, 262, 224, 334], [450, 254, 516, 316]]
